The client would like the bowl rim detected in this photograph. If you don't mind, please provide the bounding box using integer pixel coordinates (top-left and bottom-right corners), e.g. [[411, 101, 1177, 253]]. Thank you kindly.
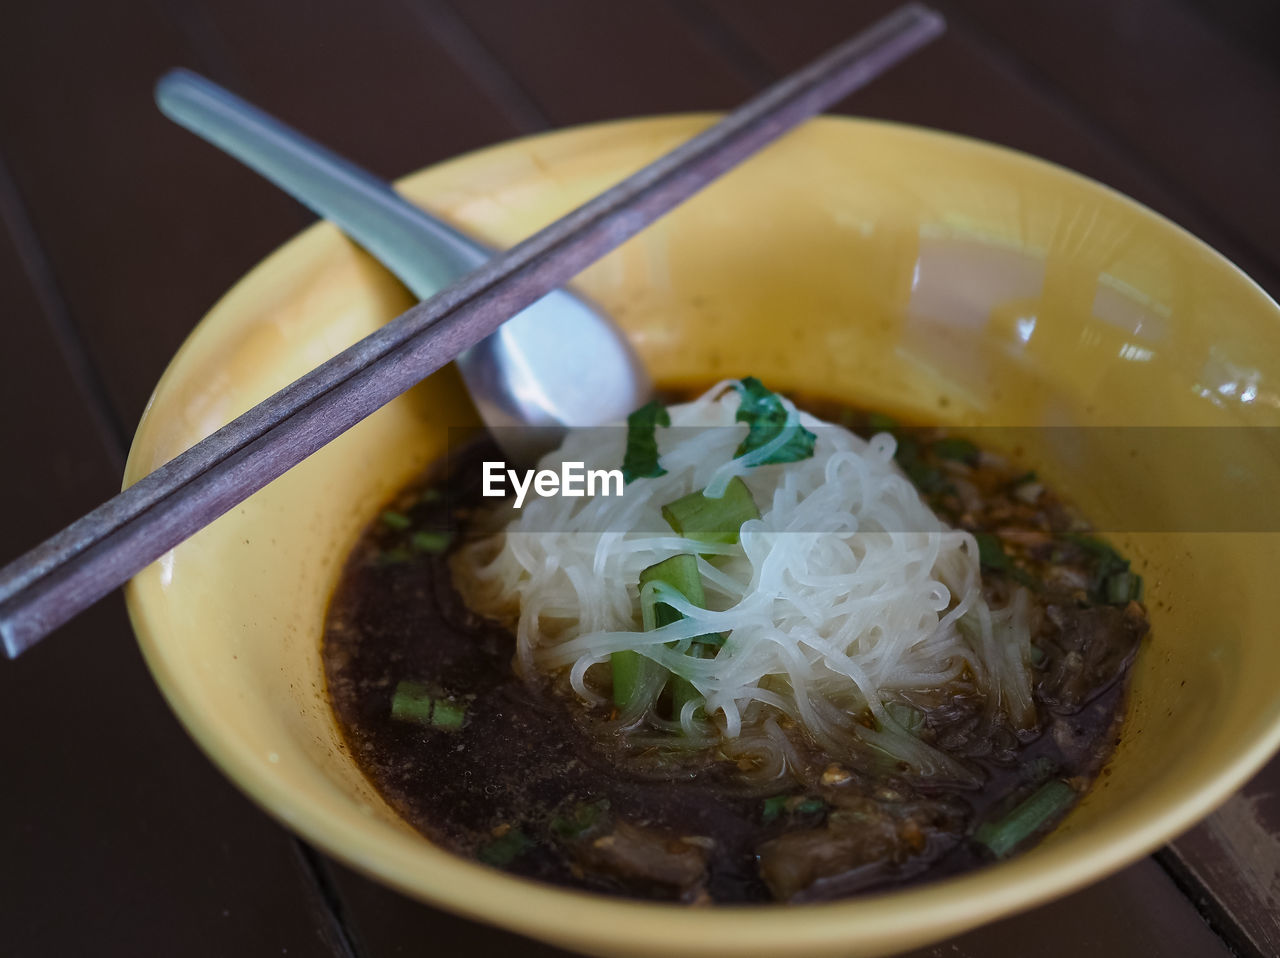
[[125, 112, 1280, 955]]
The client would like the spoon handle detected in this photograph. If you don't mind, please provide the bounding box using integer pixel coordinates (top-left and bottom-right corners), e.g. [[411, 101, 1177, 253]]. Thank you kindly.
[[154, 69, 648, 434], [156, 68, 487, 297]]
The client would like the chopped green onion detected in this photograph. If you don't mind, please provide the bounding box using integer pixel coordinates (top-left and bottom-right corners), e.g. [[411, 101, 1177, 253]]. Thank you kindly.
[[866, 412, 898, 433], [380, 510, 412, 530], [795, 798, 826, 815], [974, 532, 1011, 571], [932, 437, 979, 464], [661, 477, 760, 545], [1066, 534, 1136, 604], [430, 700, 467, 730], [761, 795, 790, 823], [610, 650, 655, 714], [477, 828, 533, 866], [390, 681, 434, 724], [550, 799, 610, 839], [390, 680, 465, 730], [621, 400, 670, 483], [417, 487, 443, 505], [974, 780, 1077, 859], [410, 530, 453, 554], [732, 377, 817, 464], [1104, 571, 1144, 605]]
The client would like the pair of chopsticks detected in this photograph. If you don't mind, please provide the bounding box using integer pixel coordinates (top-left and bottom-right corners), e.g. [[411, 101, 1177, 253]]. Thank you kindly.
[[0, 4, 944, 658]]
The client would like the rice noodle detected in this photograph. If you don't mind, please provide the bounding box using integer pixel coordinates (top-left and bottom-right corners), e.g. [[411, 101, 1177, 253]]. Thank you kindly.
[[452, 382, 1035, 781]]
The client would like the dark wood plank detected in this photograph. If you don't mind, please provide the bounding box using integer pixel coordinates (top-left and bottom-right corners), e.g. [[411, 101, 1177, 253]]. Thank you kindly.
[[902, 858, 1231, 958], [0, 161, 340, 958], [951, 0, 1280, 289], [1157, 765, 1280, 958], [441, 0, 757, 124], [691, 0, 1280, 300]]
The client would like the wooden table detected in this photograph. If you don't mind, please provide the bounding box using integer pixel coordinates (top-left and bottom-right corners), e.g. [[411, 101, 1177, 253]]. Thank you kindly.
[[2, 2, 1278, 955]]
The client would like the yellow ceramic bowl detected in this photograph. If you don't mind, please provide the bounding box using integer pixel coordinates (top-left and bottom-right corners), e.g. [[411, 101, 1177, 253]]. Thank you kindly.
[[125, 116, 1280, 957]]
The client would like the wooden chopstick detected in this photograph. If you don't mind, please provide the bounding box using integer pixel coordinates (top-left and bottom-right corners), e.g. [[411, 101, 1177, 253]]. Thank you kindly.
[[0, 4, 943, 657]]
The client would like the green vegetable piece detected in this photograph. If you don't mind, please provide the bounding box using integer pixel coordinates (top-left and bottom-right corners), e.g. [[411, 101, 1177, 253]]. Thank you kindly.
[[613, 555, 719, 715], [1066, 534, 1135, 604], [550, 799, 610, 839], [795, 798, 826, 815], [1104, 571, 1144, 605], [661, 476, 760, 545], [974, 533, 1011, 571], [762, 795, 789, 823], [640, 554, 706, 614], [380, 510, 412, 531], [884, 701, 926, 734], [411, 530, 453, 554], [932, 436, 979, 464], [621, 400, 671, 483], [866, 412, 898, 433], [974, 780, 1077, 859], [390, 681, 434, 724], [610, 650, 655, 714], [477, 828, 533, 866], [416, 487, 442, 505], [430, 700, 467, 730], [1010, 470, 1038, 486], [732, 377, 817, 464]]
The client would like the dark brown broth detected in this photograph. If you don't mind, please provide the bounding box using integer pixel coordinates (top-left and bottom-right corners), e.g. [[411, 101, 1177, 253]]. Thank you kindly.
[[322, 401, 1148, 904]]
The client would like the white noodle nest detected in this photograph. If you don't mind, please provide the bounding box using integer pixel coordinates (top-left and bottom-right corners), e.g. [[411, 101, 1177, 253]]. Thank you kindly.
[[453, 381, 1034, 778]]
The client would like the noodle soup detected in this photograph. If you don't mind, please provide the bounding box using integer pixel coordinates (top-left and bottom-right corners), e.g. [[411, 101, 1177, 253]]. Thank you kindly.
[[323, 382, 1147, 903]]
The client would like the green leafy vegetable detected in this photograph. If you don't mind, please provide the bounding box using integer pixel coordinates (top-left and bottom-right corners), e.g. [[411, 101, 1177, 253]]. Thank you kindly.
[[380, 510, 412, 530], [613, 555, 720, 717], [893, 435, 947, 493], [974, 533, 1011, 571], [974, 780, 1077, 859], [661, 476, 760, 545], [477, 828, 533, 866], [621, 400, 671, 483], [732, 377, 816, 464]]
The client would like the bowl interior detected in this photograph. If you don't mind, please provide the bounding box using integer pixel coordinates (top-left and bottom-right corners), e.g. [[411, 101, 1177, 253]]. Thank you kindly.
[[125, 116, 1280, 958]]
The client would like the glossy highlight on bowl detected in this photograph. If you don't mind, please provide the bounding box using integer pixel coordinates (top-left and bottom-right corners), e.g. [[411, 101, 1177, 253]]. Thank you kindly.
[[124, 116, 1280, 957]]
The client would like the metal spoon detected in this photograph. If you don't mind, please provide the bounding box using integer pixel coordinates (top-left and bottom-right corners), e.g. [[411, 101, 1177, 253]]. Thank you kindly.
[[155, 69, 650, 456]]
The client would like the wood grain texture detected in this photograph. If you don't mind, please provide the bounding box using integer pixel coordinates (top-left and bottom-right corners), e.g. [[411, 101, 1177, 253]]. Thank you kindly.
[[0, 145, 340, 958]]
